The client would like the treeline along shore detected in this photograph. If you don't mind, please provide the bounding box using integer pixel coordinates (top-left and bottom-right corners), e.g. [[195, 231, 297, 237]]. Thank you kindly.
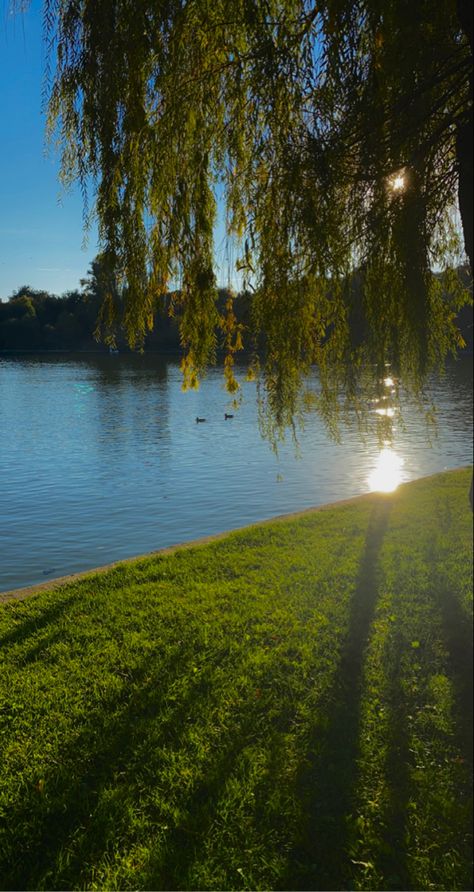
[[0, 275, 252, 355], [1, 261, 472, 354]]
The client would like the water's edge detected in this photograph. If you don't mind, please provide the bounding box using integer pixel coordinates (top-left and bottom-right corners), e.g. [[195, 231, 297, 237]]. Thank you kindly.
[[2, 467, 470, 605], [2, 354, 471, 592]]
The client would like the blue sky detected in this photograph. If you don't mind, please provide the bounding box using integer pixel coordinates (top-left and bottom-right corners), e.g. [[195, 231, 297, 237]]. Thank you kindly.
[[0, 1, 239, 301], [0, 0, 98, 299]]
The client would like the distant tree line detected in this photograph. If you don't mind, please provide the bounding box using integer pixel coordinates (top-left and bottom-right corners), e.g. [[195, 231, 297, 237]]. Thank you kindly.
[[0, 286, 101, 352], [0, 258, 471, 355], [0, 257, 252, 354]]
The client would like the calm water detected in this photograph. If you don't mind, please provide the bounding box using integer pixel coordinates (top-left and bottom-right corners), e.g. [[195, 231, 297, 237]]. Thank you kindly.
[[1, 353, 472, 592]]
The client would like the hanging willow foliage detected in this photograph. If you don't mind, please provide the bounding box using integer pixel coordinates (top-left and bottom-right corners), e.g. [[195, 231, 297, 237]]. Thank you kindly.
[[23, 0, 474, 435]]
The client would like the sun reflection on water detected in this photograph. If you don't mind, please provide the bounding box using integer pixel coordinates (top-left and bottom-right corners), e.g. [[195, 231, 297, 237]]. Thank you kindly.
[[368, 448, 404, 493], [375, 407, 396, 418]]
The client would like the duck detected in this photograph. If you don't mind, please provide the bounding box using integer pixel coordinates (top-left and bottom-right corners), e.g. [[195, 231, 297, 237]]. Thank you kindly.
[[196, 416, 206, 423], [224, 413, 234, 419]]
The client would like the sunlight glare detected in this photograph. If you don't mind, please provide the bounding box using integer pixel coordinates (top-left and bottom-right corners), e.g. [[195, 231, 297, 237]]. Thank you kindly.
[[368, 448, 404, 493], [386, 168, 408, 195], [392, 174, 405, 191]]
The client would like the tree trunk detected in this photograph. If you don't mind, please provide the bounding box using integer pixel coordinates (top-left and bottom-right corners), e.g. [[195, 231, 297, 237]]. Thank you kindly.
[[456, 57, 473, 275], [457, 0, 473, 52], [457, 101, 473, 513], [456, 0, 473, 510], [457, 112, 473, 274], [456, 0, 473, 274]]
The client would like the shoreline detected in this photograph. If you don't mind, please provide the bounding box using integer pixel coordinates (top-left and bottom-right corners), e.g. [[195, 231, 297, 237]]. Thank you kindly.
[[1, 347, 472, 357], [1, 467, 470, 605]]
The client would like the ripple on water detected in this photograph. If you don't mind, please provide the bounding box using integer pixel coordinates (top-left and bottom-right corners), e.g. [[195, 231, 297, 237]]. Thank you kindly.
[[0, 353, 472, 591]]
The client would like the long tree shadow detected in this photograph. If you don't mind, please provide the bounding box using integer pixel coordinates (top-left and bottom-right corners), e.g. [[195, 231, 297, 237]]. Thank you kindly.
[[433, 582, 474, 891], [2, 500, 401, 892], [375, 536, 473, 891], [0, 643, 222, 890], [281, 497, 392, 891], [372, 625, 411, 890], [1, 652, 145, 888], [141, 707, 274, 890], [2, 634, 297, 891], [0, 592, 79, 649], [432, 575, 473, 771]]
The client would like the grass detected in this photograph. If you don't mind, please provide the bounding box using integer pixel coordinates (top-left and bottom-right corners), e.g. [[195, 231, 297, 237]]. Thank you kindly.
[[0, 468, 472, 891]]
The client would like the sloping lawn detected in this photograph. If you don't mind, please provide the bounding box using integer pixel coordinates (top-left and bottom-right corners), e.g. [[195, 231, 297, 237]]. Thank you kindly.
[[0, 469, 472, 891]]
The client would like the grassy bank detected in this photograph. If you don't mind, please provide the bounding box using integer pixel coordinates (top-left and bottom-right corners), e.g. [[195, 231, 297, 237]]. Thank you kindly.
[[0, 469, 472, 891]]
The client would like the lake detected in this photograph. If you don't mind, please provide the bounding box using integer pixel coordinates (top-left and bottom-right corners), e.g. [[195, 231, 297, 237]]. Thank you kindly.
[[1, 353, 472, 592]]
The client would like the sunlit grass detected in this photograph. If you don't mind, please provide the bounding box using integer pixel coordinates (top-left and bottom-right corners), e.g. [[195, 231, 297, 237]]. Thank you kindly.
[[0, 468, 472, 891]]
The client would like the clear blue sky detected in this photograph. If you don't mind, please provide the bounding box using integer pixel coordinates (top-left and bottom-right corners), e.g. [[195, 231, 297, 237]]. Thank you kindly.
[[0, 0, 98, 300], [0, 2, 240, 300]]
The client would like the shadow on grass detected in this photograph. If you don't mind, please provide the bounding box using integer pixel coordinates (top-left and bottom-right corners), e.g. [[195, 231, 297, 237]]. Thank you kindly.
[[3, 661, 203, 888], [431, 564, 473, 890], [281, 497, 392, 891], [0, 593, 78, 650], [372, 625, 411, 891], [2, 639, 296, 891], [2, 495, 471, 891], [433, 577, 473, 770], [141, 711, 270, 890], [1, 499, 406, 892]]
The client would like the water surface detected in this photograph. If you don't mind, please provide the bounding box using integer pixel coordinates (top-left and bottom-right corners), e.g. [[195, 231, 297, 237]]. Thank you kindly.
[[1, 353, 472, 591]]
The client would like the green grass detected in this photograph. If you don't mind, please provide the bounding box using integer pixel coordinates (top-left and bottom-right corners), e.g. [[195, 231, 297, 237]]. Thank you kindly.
[[0, 469, 472, 891]]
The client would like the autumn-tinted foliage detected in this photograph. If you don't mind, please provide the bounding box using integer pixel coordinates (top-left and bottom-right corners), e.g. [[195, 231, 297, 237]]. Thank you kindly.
[[32, 0, 472, 431]]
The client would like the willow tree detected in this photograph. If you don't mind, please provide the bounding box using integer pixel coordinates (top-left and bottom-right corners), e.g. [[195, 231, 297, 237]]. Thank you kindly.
[[37, 0, 472, 432]]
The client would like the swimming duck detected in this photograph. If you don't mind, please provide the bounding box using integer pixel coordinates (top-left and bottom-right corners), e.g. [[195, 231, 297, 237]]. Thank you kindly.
[[196, 417, 206, 423], [224, 413, 234, 419]]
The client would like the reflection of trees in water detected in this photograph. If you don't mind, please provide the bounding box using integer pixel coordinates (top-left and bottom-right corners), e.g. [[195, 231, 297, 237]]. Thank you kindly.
[[367, 358, 473, 444], [427, 357, 473, 434], [84, 354, 172, 467]]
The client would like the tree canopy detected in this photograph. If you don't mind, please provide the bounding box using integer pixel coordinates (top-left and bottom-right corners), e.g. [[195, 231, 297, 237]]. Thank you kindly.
[[24, 0, 474, 433]]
